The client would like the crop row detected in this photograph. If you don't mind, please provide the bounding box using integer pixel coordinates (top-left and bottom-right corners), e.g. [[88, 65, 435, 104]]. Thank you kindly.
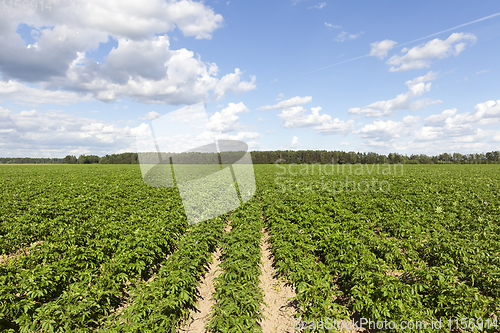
[[102, 215, 226, 332], [259, 189, 349, 332], [256, 164, 500, 332], [209, 199, 264, 332], [0, 165, 188, 331]]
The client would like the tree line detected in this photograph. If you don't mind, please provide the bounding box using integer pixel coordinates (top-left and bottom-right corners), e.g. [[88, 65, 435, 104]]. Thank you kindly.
[[251, 150, 500, 164], [1, 150, 499, 165]]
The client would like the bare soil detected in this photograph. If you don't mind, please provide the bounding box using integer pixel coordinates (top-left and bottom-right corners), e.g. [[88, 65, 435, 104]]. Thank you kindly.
[[259, 229, 297, 333], [179, 247, 222, 333]]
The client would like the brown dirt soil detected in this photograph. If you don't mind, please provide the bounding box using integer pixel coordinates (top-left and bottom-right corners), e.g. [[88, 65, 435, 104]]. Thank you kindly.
[[179, 247, 222, 333], [259, 229, 297, 333], [179, 215, 233, 332]]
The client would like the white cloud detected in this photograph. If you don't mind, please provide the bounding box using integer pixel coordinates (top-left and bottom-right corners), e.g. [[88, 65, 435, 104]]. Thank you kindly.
[[334, 31, 363, 42], [356, 115, 420, 147], [475, 69, 491, 75], [411, 101, 500, 151], [140, 111, 162, 120], [215, 131, 261, 141], [41, 38, 255, 105], [291, 136, 299, 146], [353, 99, 500, 153], [62, 0, 223, 41], [348, 71, 442, 117], [207, 102, 249, 133], [0, 0, 224, 81], [0, 107, 144, 157], [325, 22, 341, 28], [278, 105, 354, 135], [60, 37, 222, 104], [276, 93, 285, 101], [259, 97, 500, 153], [259, 96, 353, 135], [386, 32, 476, 72], [420, 100, 500, 138], [423, 108, 457, 127], [212, 69, 257, 101], [258, 96, 312, 110], [369, 40, 398, 59], [19, 110, 38, 117], [0, 1, 256, 106], [0, 80, 94, 106], [163, 0, 224, 40]]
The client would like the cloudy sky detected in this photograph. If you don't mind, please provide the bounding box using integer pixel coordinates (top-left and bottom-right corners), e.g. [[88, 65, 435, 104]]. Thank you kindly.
[[1, 0, 500, 157]]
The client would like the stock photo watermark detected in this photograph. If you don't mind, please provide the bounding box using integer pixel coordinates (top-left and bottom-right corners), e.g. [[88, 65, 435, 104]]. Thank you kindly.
[[275, 176, 391, 194], [136, 103, 256, 225], [1, 0, 52, 12], [274, 159, 404, 176], [274, 159, 403, 194], [293, 317, 498, 331]]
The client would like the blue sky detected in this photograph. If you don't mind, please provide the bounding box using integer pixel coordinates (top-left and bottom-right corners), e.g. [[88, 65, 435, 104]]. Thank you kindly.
[[1, 0, 499, 157]]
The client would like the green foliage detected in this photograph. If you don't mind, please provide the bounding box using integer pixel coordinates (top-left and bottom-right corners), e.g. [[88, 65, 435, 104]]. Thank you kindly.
[[1, 164, 499, 332], [101, 216, 226, 332], [209, 200, 264, 332], [257, 164, 500, 332], [0, 165, 187, 331]]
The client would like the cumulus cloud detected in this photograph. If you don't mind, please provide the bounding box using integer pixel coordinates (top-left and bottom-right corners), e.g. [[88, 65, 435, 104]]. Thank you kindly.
[[352, 98, 500, 152], [445, 100, 500, 126], [102, 36, 175, 83], [369, 40, 398, 59], [50, 0, 222, 40], [212, 69, 257, 101], [0, 1, 256, 106], [423, 108, 457, 127], [0, 0, 223, 81], [416, 100, 500, 142], [386, 32, 476, 72], [17, 37, 254, 105], [356, 115, 420, 147], [0, 107, 143, 157], [348, 71, 442, 117], [59, 38, 254, 104], [278, 106, 354, 135], [0, 80, 94, 106], [140, 111, 162, 120], [258, 96, 312, 110], [207, 102, 249, 133], [0, 25, 109, 83], [259, 96, 353, 135]]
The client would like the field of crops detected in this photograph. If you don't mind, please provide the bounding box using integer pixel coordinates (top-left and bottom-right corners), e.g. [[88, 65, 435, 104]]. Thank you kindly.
[[1, 164, 499, 332]]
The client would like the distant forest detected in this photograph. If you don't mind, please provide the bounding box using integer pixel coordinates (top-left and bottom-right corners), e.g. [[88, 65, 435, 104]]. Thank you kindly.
[[1, 150, 500, 164]]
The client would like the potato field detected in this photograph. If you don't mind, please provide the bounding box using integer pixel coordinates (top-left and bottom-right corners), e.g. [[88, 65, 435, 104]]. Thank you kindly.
[[0, 164, 499, 332]]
